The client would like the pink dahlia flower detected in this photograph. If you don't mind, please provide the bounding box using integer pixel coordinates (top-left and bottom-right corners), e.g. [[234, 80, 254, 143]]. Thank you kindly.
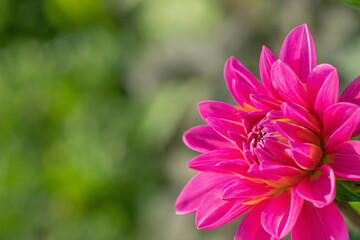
[[175, 24, 360, 240]]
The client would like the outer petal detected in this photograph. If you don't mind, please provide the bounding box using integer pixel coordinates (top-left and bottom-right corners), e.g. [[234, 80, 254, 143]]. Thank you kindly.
[[340, 76, 360, 136], [307, 64, 337, 104], [261, 187, 303, 239], [196, 187, 252, 229], [292, 202, 349, 240], [187, 148, 243, 173], [183, 126, 234, 153], [271, 60, 312, 108], [322, 102, 360, 149], [325, 140, 360, 155], [220, 179, 275, 201], [296, 165, 335, 208], [250, 94, 281, 112], [175, 173, 236, 214], [279, 24, 317, 83], [198, 101, 242, 122], [314, 69, 339, 118], [259, 46, 279, 99], [281, 102, 321, 134], [206, 117, 246, 142], [325, 141, 360, 180], [216, 159, 251, 178], [224, 57, 267, 105], [326, 154, 360, 181], [339, 75, 360, 105], [234, 201, 279, 240]]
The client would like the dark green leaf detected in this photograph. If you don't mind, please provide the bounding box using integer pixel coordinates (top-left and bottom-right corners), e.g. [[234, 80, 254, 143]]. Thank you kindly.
[[336, 181, 360, 202]]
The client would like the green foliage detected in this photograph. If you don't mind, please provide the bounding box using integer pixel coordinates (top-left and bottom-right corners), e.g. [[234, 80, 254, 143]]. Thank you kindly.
[[336, 181, 360, 202], [335, 0, 360, 7]]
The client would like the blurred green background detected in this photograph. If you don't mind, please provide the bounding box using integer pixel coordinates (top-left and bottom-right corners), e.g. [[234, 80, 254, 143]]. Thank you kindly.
[[0, 0, 359, 239]]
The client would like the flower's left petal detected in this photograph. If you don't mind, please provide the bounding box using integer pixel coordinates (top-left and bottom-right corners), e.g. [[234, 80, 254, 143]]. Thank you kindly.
[[261, 187, 303, 239], [196, 188, 252, 229], [259, 46, 279, 99], [235, 201, 279, 240], [296, 165, 335, 208], [339, 75, 360, 105], [322, 102, 360, 149], [279, 24, 316, 83], [224, 57, 267, 105], [175, 173, 236, 214], [250, 94, 281, 112], [271, 60, 312, 109], [220, 179, 274, 201], [292, 202, 349, 240], [188, 148, 243, 173], [206, 117, 246, 142], [314, 69, 339, 118], [216, 159, 252, 178], [273, 121, 320, 145], [198, 101, 242, 122], [183, 126, 235, 153]]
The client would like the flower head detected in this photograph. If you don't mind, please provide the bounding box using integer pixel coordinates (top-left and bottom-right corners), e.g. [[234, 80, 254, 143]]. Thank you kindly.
[[175, 24, 360, 240]]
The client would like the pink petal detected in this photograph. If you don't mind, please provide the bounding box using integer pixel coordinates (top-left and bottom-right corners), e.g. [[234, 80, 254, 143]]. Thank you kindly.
[[198, 101, 242, 122], [206, 117, 246, 142], [183, 125, 235, 152], [175, 173, 236, 214], [196, 187, 252, 229], [273, 121, 320, 145], [234, 201, 279, 240], [241, 111, 266, 133], [216, 159, 252, 178], [296, 165, 335, 208], [228, 131, 247, 150], [263, 139, 296, 166], [261, 187, 303, 239], [232, 79, 259, 106], [224, 57, 267, 105], [187, 148, 243, 173], [339, 75, 360, 105], [279, 24, 317, 83], [220, 179, 275, 201], [306, 63, 337, 105], [292, 202, 349, 240], [271, 60, 312, 108], [259, 46, 279, 99], [325, 140, 360, 155], [259, 160, 306, 185], [248, 163, 271, 181], [326, 153, 360, 181], [322, 102, 360, 149], [250, 94, 281, 112], [287, 142, 322, 170], [314, 69, 339, 118], [339, 76, 360, 136], [281, 102, 322, 134], [254, 147, 278, 163]]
